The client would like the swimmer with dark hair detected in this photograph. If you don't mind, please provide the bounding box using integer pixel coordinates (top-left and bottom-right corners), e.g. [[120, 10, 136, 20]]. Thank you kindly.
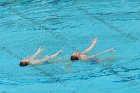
[[19, 47, 63, 66], [70, 38, 115, 62]]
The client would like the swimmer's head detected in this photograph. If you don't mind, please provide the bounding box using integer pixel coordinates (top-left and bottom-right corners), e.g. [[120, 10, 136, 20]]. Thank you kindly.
[[19, 62, 28, 66], [70, 55, 79, 60], [19, 58, 30, 66], [70, 52, 80, 61]]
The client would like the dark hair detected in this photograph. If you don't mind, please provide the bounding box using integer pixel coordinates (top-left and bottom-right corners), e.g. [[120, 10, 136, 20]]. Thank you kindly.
[[19, 62, 28, 66], [70, 55, 79, 61]]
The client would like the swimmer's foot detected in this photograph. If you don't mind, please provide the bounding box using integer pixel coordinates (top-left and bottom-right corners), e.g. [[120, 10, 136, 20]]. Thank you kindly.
[[38, 47, 46, 52], [58, 50, 63, 54], [92, 37, 98, 44], [109, 48, 116, 52]]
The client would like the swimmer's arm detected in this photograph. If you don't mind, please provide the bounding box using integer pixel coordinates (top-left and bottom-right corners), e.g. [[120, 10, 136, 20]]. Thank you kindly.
[[82, 38, 98, 54], [30, 48, 45, 60], [86, 48, 115, 60]]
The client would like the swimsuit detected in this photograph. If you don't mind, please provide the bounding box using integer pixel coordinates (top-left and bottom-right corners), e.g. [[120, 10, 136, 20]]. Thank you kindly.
[[90, 58, 98, 64], [45, 61, 49, 64], [81, 53, 98, 64]]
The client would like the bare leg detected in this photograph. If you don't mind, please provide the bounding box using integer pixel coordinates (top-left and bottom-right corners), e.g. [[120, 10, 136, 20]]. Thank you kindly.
[[87, 48, 115, 60], [82, 38, 98, 54], [30, 47, 45, 60], [40, 55, 49, 62], [96, 56, 116, 62], [41, 50, 63, 63], [30, 55, 49, 65], [49, 50, 63, 59]]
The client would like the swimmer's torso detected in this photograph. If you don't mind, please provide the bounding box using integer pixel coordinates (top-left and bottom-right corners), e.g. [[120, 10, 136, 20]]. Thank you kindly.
[[29, 59, 42, 65], [79, 53, 88, 60]]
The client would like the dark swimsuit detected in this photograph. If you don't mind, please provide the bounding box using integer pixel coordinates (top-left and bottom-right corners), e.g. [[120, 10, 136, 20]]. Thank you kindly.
[[90, 58, 98, 64], [45, 61, 49, 64]]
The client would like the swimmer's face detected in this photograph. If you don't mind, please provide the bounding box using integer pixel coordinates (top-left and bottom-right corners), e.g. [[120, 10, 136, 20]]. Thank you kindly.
[[19, 59, 30, 66], [71, 52, 80, 60]]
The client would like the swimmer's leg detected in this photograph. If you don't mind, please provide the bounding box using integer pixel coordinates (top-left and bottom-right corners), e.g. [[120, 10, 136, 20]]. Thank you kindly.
[[96, 56, 116, 63], [82, 38, 98, 54], [41, 50, 63, 64], [87, 48, 115, 60], [30, 55, 49, 65], [30, 47, 46, 60], [39, 55, 50, 63]]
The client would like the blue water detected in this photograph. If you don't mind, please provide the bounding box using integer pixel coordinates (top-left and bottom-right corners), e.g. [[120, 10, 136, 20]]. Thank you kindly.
[[0, 0, 140, 93]]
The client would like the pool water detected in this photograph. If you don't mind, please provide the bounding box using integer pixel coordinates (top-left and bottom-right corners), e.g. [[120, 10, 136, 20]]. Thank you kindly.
[[0, 0, 140, 93]]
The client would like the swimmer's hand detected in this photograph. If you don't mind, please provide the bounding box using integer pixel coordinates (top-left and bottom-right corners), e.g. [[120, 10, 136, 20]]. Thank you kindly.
[[38, 47, 46, 52], [92, 37, 98, 44], [58, 50, 63, 54]]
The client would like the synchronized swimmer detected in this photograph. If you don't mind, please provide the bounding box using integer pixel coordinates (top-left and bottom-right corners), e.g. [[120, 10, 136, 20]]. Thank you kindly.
[[19, 48, 63, 66], [19, 38, 115, 66], [70, 38, 115, 62]]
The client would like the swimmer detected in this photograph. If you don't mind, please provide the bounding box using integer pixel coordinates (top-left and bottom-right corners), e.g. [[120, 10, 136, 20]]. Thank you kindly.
[[19, 47, 63, 66], [70, 38, 115, 62]]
